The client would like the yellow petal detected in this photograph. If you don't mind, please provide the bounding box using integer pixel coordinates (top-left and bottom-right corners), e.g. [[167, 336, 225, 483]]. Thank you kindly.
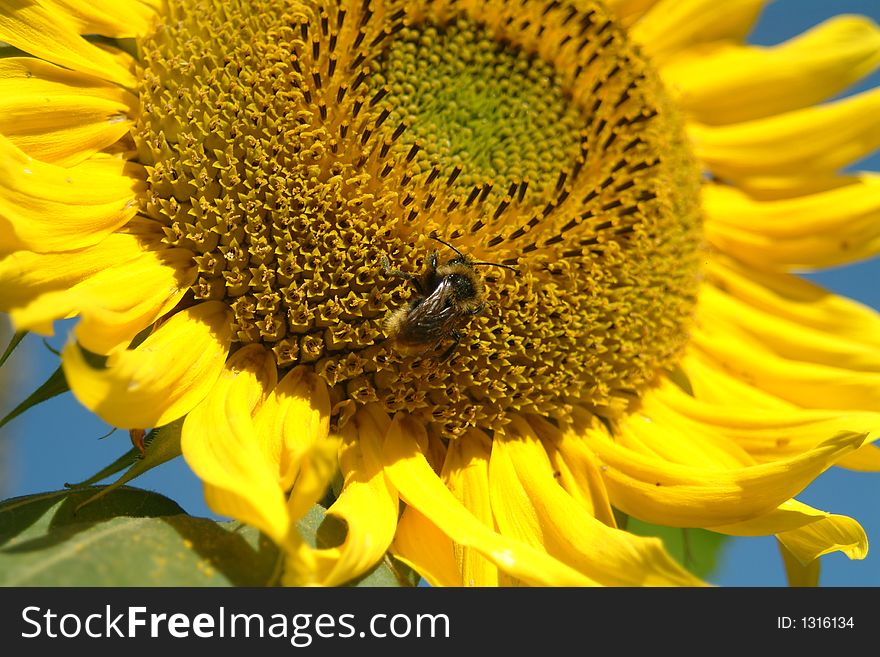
[[631, 0, 765, 61], [72, 247, 195, 354], [654, 376, 880, 464], [692, 316, 880, 412], [0, 226, 158, 334], [705, 217, 880, 271], [442, 432, 499, 586], [689, 88, 880, 180], [285, 435, 338, 526], [7, 244, 194, 354], [714, 499, 868, 563], [39, 0, 156, 38], [835, 444, 880, 472], [383, 413, 597, 586], [681, 349, 794, 410], [702, 176, 880, 268], [134, 0, 162, 11], [392, 506, 461, 587], [662, 17, 880, 125], [779, 541, 820, 587], [732, 172, 863, 202], [699, 278, 880, 370], [616, 388, 756, 469], [706, 256, 880, 349], [63, 301, 233, 428], [281, 437, 343, 586], [777, 515, 868, 563], [677, 351, 880, 471], [257, 366, 332, 493], [0, 0, 135, 87], [0, 138, 145, 253], [181, 344, 291, 544], [0, 57, 136, 166], [491, 416, 705, 586], [307, 405, 398, 587], [533, 415, 618, 527], [712, 498, 850, 534], [577, 407, 865, 527]]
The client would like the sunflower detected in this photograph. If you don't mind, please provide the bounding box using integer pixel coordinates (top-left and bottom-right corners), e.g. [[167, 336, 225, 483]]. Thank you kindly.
[[1, 0, 879, 587]]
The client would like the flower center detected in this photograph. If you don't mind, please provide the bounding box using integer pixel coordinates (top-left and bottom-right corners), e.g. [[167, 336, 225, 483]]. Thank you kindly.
[[134, 0, 703, 438], [366, 17, 585, 200]]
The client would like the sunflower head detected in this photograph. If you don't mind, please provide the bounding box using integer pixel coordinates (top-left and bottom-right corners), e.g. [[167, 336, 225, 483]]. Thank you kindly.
[[133, 0, 703, 438]]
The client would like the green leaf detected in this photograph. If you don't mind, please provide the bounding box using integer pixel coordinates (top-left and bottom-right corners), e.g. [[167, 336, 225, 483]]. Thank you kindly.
[[0, 365, 69, 431], [0, 330, 26, 368], [0, 487, 281, 586], [0, 486, 185, 543], [348, 553, 422, 587], [66, 419, 184, 511], [296, 504, 420, 587], [66, 445, 142, 488], [625, 517, 727, 579]]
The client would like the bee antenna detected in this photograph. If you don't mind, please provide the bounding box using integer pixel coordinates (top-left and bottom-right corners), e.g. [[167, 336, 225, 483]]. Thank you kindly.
[[428, 235, 466, 259], [472, 261, 519, 273], [429, 234, 518, 272]]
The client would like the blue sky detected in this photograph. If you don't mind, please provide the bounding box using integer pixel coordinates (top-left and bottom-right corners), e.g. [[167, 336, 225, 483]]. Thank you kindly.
[[2, 0, 879, 587]]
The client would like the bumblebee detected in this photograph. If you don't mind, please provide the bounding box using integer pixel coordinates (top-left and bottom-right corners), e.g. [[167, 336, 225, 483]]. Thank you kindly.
[[382, 237, 517, 359]]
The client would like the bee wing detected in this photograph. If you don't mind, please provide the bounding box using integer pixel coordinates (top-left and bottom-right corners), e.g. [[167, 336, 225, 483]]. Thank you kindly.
[[397, 278, 460, 345]]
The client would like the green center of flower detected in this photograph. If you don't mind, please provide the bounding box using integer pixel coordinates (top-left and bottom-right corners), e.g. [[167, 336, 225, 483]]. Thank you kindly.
[[134, 0, 703, 438], [367, 17, 585, 198]]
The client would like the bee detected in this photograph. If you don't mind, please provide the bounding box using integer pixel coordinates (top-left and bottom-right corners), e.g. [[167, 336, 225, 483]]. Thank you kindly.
[[382, 237, 518, 360]]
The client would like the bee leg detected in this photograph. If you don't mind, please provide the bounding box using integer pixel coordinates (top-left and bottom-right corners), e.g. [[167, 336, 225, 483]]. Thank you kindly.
[[382, 256, 423, 294], [424, 251, 440, 291], [439, 330, 462, 362]]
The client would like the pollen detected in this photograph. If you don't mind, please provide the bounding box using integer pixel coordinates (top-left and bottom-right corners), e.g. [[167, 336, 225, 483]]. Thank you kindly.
[[133, 0, 703, 438]]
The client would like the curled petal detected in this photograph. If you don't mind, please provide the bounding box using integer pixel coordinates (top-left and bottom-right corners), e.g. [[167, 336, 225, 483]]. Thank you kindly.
[[777, 515, 868, 564], [578, 408, 865, 527], [256, 366, 332, 494], [282, 435, 343, 587], [63, 301, 233, 428], [715, 500, 867, 564], [779, 541, 820, 587], [490, 415, 705, 586], [181, 344, 288, 542], [305, 405, 398, 587]]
